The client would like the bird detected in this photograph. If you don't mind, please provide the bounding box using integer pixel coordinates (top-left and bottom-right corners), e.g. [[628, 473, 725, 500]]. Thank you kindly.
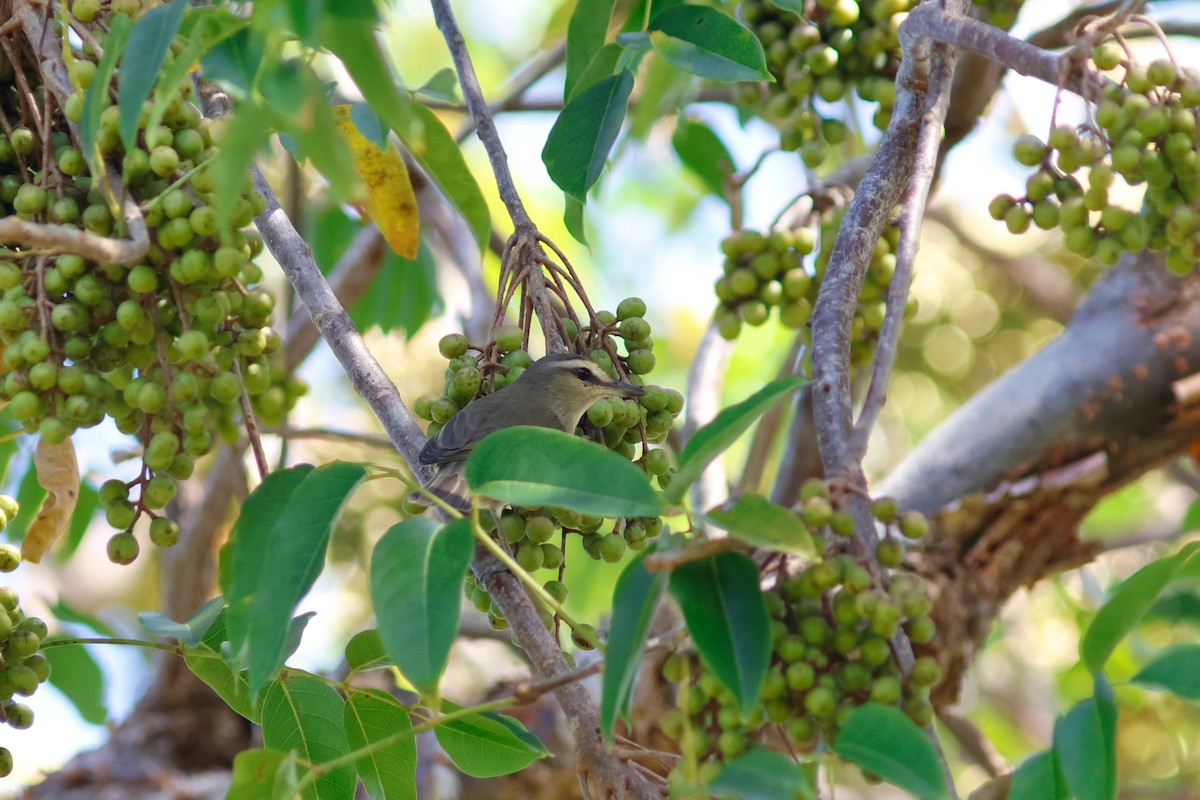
[[410, 352, 645, 513]]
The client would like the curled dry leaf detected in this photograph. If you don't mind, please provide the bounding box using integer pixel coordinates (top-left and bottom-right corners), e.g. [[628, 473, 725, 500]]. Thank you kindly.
[[332, 105, 420, 258], [22, 439, 80, 563]]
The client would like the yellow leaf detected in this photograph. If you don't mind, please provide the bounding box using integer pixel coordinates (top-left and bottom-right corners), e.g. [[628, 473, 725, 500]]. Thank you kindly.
[[22, 439, 79, 563], [333, 105, 420, 259]]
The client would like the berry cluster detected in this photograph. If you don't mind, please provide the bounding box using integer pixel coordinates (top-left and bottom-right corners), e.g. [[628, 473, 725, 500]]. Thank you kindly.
[[991, 49, 1200, 273], [714, 219, 902, 365], [662, 482, 937, 794], [0, 558, 49, 780], [738, 0, 915, 162], [0, 7, 304, 562], [412, 299, 684, 636]]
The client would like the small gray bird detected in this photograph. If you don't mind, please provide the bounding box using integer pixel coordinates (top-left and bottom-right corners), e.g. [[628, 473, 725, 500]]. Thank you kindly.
[[411, 353, 645, 512]]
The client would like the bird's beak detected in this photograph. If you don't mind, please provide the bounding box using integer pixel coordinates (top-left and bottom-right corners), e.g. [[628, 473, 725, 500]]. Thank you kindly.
[[610, 380, 645, 398]]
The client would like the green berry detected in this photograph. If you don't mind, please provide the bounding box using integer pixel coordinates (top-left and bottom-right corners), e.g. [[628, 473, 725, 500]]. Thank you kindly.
[[0, 544, 19, 573]]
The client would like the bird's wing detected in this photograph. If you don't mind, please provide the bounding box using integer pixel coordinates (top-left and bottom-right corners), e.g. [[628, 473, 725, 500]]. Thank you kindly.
[[419, 394, 506, 465], [418, 392, 562, 465]]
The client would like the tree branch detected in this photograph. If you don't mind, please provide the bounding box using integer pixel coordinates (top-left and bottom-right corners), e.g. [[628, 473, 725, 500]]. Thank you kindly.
[[429, 0, 563, 353]]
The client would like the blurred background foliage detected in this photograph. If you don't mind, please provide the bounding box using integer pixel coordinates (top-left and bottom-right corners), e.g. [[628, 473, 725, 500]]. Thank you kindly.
[[7, 0, 1200, 796]]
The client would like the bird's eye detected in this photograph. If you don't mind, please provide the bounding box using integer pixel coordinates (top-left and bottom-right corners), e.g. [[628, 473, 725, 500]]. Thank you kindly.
[[575, 367, 592, 381]]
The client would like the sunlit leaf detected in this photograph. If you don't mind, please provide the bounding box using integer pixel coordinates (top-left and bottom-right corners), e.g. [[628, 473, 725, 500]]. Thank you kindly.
[[668, 552, 770, 713], [704, 494, 816, 559], [261, 674, 355, 800], [345, 689, 417, 800], [542, 70, 634, 199], [832, 705, 949, 800], [466, 426, 662, 517], [435, 709, 549, 778], [647, 6, 770, 82]]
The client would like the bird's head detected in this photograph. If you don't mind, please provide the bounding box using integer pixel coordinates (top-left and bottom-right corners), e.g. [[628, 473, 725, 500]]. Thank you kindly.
[[515, 352, 645, 424]]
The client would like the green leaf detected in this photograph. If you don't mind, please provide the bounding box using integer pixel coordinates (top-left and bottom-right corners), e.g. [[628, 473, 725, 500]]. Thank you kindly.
[[284, 0, 324, 45], [184, 649, 263, 724], [666, 378, 803, 506], [564, 193, 588, 246], [227, 749, 290, 800], [709, 748, 816, 800], [260, 60, 359, 204], [80, 12, 133, 163], [6, 453, 46, 544], [261, 674, 355, 800], [672, 117, 734, 198], [601, 550, 668, 741], [1054, 688, 1117, 800], [199, 26, 264, 96], [1008, 750, 1068, 800], [415, 68, 460, 103], [541, 69, 634, 199], [209, 101, 272, 234], [1131, 644, 1200, 699], [648, 6, 770, 82], [832, 704, 949, 800], [223, 466, 314, 633], [139, 596, 226, 646], [465, 426, 663, 518], [117, 0, 188, 151], [766, 0, 805, 13], [568, 43, 624, 102], [370, 518, 473, 695], [703, 494, 816, 559], [1080, 541, 1200, 673], [321, 16, 490, 251], [43, 640, 107, 725], [222, 463, 366, 697], [346, 629, 392, 673], [668, 552, 770, 714], [435, 710, 549, 778], [565, 0, 617, 100], [344, 689, 417, 800]]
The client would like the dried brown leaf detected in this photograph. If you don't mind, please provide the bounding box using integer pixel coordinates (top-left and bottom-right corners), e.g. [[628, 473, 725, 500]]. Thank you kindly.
[[22, 439, 79, 563]]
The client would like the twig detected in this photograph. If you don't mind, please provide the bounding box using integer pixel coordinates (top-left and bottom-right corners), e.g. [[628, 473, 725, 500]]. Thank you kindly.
[[851, 25, 955, 457], [510, 656, 605, 704], [268, 426, 396, 449], [643, 538, 742, 573], [15, 2, 149, 264], [454, 40, 567, 144], [233, 359, 269, 481], [429, 0, 563, 353]]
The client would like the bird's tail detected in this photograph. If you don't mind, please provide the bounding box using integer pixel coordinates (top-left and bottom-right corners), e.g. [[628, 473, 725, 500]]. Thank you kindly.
[[408, 466, 471, 513]]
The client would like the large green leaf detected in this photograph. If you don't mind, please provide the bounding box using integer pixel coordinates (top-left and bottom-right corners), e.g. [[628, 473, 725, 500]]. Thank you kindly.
[[261, 674, 355, 800], [708, 748, 816, 800], [647, 6, 770, 82], [666, 378, 803, 506], [321, 16, 490, 251], [542, 69, 634, 199], [43, 640, 107, 726], [80, 12, 133, 163], [832, 705, 949, 800], [672, 117, 735, 198], [370, 518, 473, 695], [1053, 683, 1117, 800], [1080, 542, 1200, 673], [116, 0, 188, 152], [199, 26, 264, 96], [344, 689, 417, 800], [668, 552, 770, 714], [1131, 644, 1200, 699], [223, 463, 366, 697], [565, 0, 617, 100], [703, 494, 816, 559], [600, 550, 668, 741], [434, 710, 549, 778], [465, 426, 663, 517], [1007, 750, 1068, 800], [568, 43, 625, 103]]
